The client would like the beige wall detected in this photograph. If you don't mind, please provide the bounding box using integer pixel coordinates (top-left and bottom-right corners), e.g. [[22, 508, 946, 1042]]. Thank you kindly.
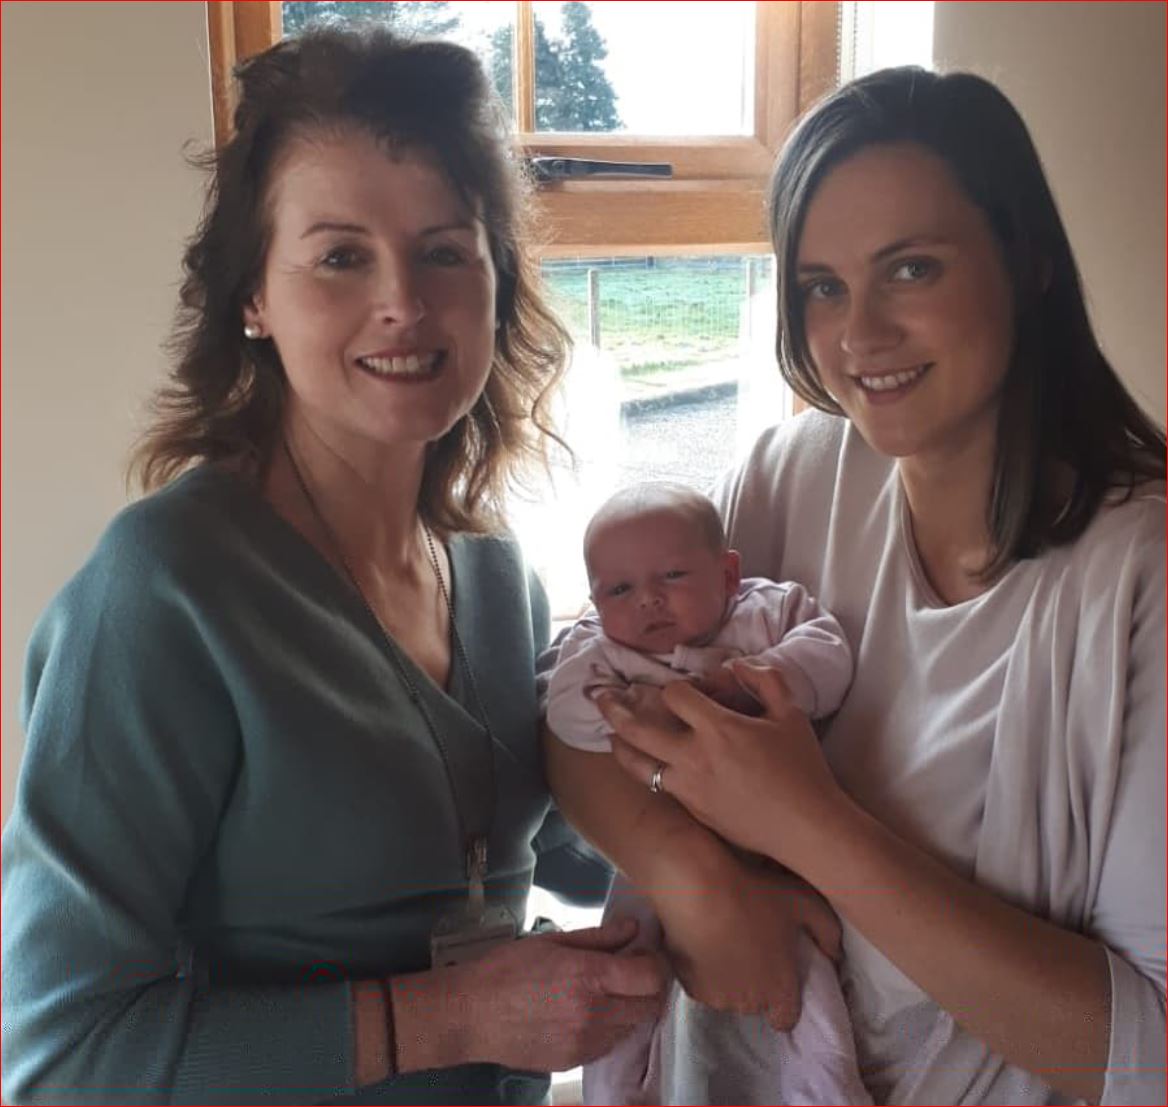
[[935, 1, 1167, 422], [2, 2, 213, 817], [2, 3, 1165, 821]]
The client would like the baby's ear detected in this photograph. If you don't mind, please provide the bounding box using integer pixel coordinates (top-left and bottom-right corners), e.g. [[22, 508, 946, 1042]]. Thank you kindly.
[[723, 548, 742, 594]]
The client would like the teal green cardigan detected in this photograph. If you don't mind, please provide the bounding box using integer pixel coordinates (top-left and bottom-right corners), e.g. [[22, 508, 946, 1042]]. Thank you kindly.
[[2, 467, 554, 1104]]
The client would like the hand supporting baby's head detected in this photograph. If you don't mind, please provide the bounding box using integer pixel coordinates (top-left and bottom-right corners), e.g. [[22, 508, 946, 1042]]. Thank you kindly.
[[584, 482, 741, 655]]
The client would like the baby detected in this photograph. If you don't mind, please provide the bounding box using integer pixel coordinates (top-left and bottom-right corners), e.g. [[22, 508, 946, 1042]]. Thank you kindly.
[[546, 482, 870, 1105], [547, 482, 854, 740]]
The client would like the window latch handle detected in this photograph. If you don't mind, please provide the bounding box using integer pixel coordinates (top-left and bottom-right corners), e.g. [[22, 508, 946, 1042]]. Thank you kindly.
[[527, 156, 673, 182]]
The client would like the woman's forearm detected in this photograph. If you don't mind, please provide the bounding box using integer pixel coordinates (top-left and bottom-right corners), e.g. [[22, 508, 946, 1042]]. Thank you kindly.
[[545, 729, 845, 1027], [793, 798, 1111, 1103], [353, 979, 393, 1085], [354, 966, 486, 1085], [355, 923, 671, 1084]]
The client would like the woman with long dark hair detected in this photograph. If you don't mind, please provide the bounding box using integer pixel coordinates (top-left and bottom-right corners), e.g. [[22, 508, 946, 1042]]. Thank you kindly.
[[549, 67, 1165, 1104]]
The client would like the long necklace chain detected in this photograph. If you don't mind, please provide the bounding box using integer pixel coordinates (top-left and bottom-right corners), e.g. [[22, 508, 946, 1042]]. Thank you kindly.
[[280, 436, 497, 875], [418, 524, 498, 759]]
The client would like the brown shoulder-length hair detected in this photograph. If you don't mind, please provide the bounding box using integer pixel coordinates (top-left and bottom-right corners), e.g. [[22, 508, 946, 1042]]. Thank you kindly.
[[769, 66, 1165, 580], [130, 26, 570, 537]]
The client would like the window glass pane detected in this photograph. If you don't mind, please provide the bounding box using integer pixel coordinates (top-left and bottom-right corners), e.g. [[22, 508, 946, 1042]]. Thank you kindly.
[[510, 256, 788, 620], [841, 1, 935, 80], [531, 1, 754, 134], [281, 2, 517, 120]]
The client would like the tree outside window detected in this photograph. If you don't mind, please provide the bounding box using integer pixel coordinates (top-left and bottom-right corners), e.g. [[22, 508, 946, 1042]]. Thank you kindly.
[[283, 1, 621, 132]]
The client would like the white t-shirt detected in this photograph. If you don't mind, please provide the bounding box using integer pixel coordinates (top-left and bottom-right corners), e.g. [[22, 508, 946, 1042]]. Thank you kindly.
[[712, 410, 1165, 1105]]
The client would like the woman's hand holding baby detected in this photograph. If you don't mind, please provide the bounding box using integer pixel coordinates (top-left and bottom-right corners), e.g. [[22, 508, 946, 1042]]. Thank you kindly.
[[600, 661, 856, 878]]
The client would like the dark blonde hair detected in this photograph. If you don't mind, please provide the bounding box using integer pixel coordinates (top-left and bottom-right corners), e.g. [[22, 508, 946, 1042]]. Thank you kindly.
[[770, 67, 1165, 579], [130, 26, 570, 536]]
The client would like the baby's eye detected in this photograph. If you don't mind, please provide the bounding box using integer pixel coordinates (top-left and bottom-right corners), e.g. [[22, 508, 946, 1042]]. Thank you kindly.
[[664, 570, 688, 581], [607, 583, 631, 598], [890, 257, 937, 283], [319, 245, 369, 271]]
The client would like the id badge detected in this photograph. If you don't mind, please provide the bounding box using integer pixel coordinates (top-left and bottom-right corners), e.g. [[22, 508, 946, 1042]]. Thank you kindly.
[[429, 835, 519, 967], [429, 904, 519, 967]]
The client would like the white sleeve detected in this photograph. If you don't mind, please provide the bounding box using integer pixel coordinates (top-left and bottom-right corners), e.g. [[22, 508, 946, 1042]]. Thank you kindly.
[[1094, 534, 1166, 1105], [545, 623, 626, 753], [740, 581, 854, 719]]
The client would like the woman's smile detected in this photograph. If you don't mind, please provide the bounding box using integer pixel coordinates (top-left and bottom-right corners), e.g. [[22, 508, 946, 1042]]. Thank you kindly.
[[354, 349, 444, 381], [851, 362, 934, 402]]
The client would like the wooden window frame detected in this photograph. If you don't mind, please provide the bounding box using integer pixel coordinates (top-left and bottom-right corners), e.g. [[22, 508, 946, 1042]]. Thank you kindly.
[[207, 1, 838, 255]]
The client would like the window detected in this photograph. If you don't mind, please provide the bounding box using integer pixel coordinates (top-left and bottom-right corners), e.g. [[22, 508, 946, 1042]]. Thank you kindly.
[[840, 1, 934, 80], [513, 253, 784, 619], [208, 2, 839, 251]]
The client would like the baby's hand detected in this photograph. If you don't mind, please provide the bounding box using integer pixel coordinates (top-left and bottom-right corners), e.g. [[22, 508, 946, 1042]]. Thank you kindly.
[[692, 663, 764, 716]]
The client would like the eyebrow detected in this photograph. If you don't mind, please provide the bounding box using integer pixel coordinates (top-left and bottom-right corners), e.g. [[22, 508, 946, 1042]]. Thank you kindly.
[[300, 219, 477, 240], [301, 221, 367, 239], [797, 235, 949, 274]]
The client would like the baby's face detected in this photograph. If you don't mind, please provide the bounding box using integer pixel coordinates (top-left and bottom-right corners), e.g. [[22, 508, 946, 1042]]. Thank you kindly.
[[587, 509, 739, 654]]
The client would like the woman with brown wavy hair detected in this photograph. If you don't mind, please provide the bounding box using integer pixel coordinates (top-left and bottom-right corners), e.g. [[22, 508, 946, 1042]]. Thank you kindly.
[[2, 27, 664, 1105]]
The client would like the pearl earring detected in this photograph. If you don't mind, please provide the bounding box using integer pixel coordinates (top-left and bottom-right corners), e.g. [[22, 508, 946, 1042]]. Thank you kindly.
[[243, 323, 263, 340]]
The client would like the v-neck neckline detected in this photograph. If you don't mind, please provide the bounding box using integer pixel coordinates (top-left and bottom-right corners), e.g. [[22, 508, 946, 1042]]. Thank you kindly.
[[198, 465, 471, 705]]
